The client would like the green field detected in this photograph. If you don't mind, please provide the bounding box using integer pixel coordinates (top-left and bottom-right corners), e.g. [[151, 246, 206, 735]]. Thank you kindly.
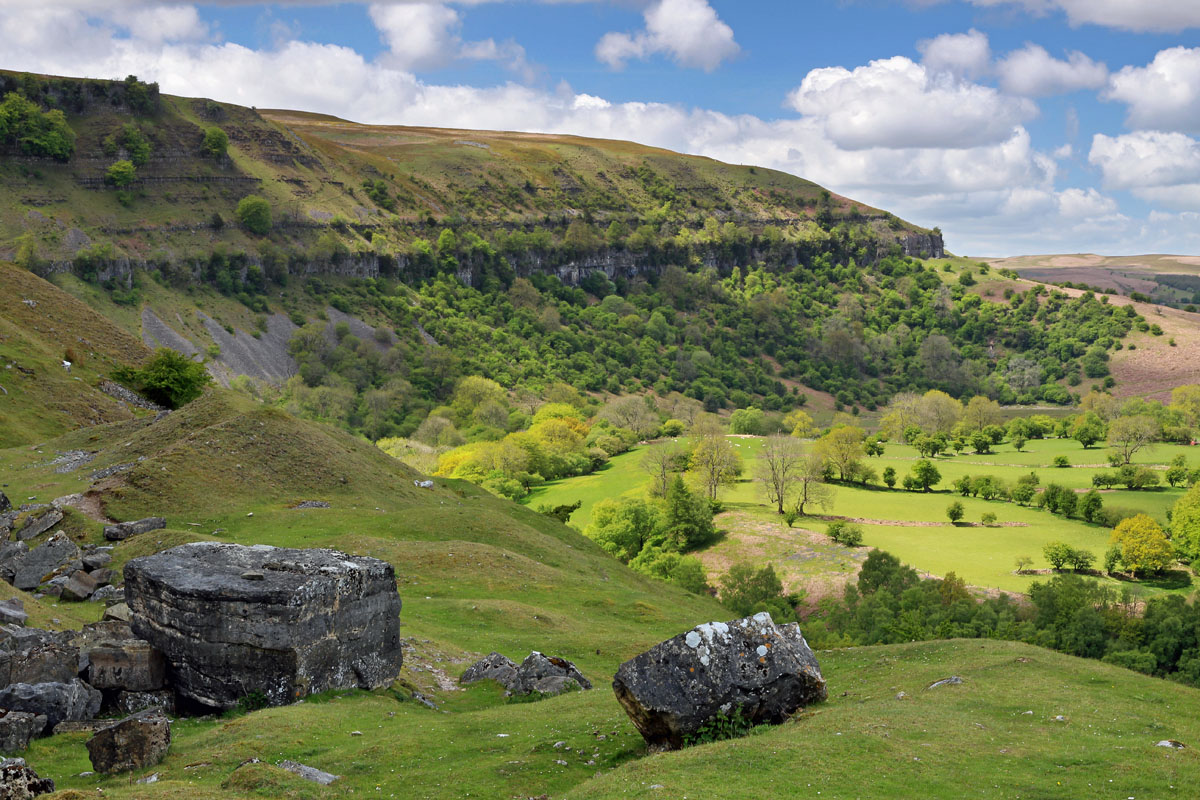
[[526, 435, 1198, 596]]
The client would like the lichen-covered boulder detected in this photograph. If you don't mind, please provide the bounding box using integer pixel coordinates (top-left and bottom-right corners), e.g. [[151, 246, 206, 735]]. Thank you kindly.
[[0, 713, 46, 754], [460, 652, 518, 691], [11, 534, 79, 591], [0, 758, 54, 799], [0, 681, 101, 729], [512, 652, 592, 696], [85, 709, 170, 774], [612, 613, 827, 751], [125, 542, 402, 710]]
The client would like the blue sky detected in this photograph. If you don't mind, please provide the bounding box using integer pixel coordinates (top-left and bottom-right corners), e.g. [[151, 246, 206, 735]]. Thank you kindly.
[[5, 0, 1200, 256]]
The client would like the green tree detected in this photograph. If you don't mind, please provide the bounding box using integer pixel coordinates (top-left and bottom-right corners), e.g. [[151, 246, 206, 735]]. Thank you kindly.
[[882, 466, 896, 489], [1170, 484, 1200, 562], [729, 407, 767, 435], [719, 562, 796, 620], [946, 501, 964, 524], [202, 127, 229, 158], [1078, 489, 1104, 524], [662, 476, 716, 550], [1043, 541, 1073, 571], [814, 424, 865, 482], [1107, 415, 1158, 464], [1110, 514, 1174, 576], [1072, 412, 1106, 449], [688, 420, 742, 500], [910, 459, 941, 492], [236, 194, 272, 235], [756, 434, 804, 515], [105, 159, 136, 187], [585, 497, 660, 563], [0, 92, 75, 161], [113, 348, 212, 409]]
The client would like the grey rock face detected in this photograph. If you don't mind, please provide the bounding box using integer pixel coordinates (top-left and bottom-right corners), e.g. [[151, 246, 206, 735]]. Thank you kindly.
[[0, 493, 9, 514], [0, 628, 79, 687], [0, 681, 101, 729], [111, 690, 175, 717], [0, 713, 46, 755], [86, 709, 170, 774], [0, 757, 54, 799], [459, 650, 589, 697], [11, 534, 80, 591], [0, 544, 26, 587], [0, 601, 25, 629], [88, 640, 166, 692], [460, 652, 518, 690], [81, 552, 112, 571], [14, 511, 61, 543], [125, 542, 403, 710], [103, 517, 164, 542], [612, 613, 827, 751]]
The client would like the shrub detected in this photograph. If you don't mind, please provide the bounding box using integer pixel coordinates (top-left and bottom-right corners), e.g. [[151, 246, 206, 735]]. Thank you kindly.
[[112, 348, 212, 409], [1052, 455, 1070, 468], [827, 521, 864, 546], [946, 501, 964, 523], [104, 159, 136, 187], [202, 126, 229, 158], [981, 511, 997, 526], [236, 194, 272, 235]]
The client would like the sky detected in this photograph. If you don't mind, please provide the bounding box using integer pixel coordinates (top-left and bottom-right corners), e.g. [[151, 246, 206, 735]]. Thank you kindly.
[[3, 1, 1200, 257]]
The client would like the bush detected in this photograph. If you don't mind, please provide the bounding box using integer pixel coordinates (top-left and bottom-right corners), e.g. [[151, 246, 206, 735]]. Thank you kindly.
[[719, 562, 798, 619], [0, 92, 76, 161], [104, 159, 136, 187], [981, 511, 997, 526], [236, 194, 272, 235], [946, 501, 964, 523], [1052, 455, 1070, 468], [112, 348, 212, 409], [202, 127, 229, 158], [827, 521, 863, 546]]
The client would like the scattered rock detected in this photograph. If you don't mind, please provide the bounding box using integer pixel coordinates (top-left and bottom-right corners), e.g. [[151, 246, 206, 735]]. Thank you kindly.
[[612, 613, 828, 751], [11, 534, 80, 591], [0, 601, 26, 629], [292, 501, 330, 510], [0, 681, 101, 729], [1156, 740, 1185, 749], [136, 772, 159, 784], [926, 676, 964, 690], [81, 552, 112, 571], [86, 709, 171, 774], [460, 652, 519, 690], [414, 480, 434, 490], [0, 712, 46, 754], [896, 691, 908, 700], [59, 571, 98, 602], [0, 757, 54, 798], [14, 510, 61, 543], [87, 568, 114, 588], [50, 451, 93, 475], [277, 760, 339, 785], [101, 603, 131, 623], [88, 639, 166, 692], [513, 652, 592, 696], [0, 494, 8, 514], [125, 542, 403, 710], [103, 517, 165, 542], [0, 544, 26, 586]]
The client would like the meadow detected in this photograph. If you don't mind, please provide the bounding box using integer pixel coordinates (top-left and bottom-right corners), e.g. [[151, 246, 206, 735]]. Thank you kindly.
[[525, 434, 1199, 598]]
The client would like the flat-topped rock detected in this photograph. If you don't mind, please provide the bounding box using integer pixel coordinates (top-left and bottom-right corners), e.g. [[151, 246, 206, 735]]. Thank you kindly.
[[14, 510, 61, 543], [86, 709, 171, 774], [11, 534, 79, 592], [0, 681, 101, 729], [124, 543, 403, 710]]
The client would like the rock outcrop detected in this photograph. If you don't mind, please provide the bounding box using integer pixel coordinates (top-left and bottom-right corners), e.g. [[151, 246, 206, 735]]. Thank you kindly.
[[124, 543, 403, 710], [103, 517, 165, 542], [612, 613, 827, 751], [87, 639, 166, 693], [10, 534, 79, 592], [0, 681, 102, 730], [0, 713, 46, 754], [460, 650, 590, 697], [14, 511, 61, 543], [0, 758, 54, 798], [85, 709, 170, 774]]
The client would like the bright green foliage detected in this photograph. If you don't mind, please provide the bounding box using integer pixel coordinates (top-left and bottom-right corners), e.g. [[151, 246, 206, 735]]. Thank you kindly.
[[729, 407, 766, 435], [1043, 541, 1074, 570], [826, 521, 863, 546], [909, 459, 941, 492], [1078, 489, 1104, 523], [362, 178, 396, 211], [1072, 412, 1106, 448], [112, 348, 212, 409], [662, 475, 716, 550], [719, 562, 797, 619], [1172, 484, 1200, 562], [586, 498, 661, 563], [0, 92, 75, 160], [946, 501, 964, 523], [104, 122, 151, 165], [236, 194, 272, 235], [104, 159, 136, 187], [202, 126, 228, 158], [1110, 514, 1174, 576]]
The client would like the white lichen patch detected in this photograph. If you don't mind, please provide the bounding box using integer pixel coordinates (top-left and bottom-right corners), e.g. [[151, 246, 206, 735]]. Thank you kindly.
[[685, 631, 701, 649]]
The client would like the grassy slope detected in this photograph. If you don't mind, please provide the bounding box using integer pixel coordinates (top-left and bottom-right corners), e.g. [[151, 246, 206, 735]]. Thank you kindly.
[[567, 638, 1200, 800], [0, 262, 150, 446], [527, 436, 1198, 597]]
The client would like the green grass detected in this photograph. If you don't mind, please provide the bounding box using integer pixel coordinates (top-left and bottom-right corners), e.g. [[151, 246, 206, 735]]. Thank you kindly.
[[528, 435, 1199, 597]]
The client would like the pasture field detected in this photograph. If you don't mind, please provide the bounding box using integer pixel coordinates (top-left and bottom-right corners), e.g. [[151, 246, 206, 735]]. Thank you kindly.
[[525, 435, 1199, 598]]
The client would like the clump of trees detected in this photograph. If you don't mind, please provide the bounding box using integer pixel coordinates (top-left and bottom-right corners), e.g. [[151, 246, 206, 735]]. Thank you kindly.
[[236, 195, 272, 235], [112, 348, 212, 409], [0, 91, 76, 161]]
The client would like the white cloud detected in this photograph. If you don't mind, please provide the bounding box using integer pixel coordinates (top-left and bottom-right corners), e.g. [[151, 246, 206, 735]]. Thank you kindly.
[[996, 44, 1107, 96], [1057, 187, 1117, 218], [951, 0, 1200, 33], [369, 3, 462, 71], [784, 56, 1036, 150], [917, 29, 991, 78], [1105, 47, 1200, 133], [1089, 131, 1200, 209], [595, 0, 739, 72]]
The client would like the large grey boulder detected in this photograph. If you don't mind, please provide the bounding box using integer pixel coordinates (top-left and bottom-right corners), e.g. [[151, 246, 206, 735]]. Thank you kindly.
[[11, 534, 79, 591], [0, 713, 46, 754], [14, 511, 61, 543], [125, 542, 403, 710], [60, 571, 98, 602], [0, 681, 101, 729], [459, 651, 590, 697], [0, 601, 25, 629], [86, 709, 170, 774], [0, 544, 27, 587], [612, 613, 827, 751], [103, 517, 164, 542], [0, 628, 79, 687], [0, 758, 54, 799]]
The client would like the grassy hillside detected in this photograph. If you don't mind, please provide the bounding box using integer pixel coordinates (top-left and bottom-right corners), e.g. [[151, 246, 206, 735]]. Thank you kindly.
[[0, 261, 150, 446]]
